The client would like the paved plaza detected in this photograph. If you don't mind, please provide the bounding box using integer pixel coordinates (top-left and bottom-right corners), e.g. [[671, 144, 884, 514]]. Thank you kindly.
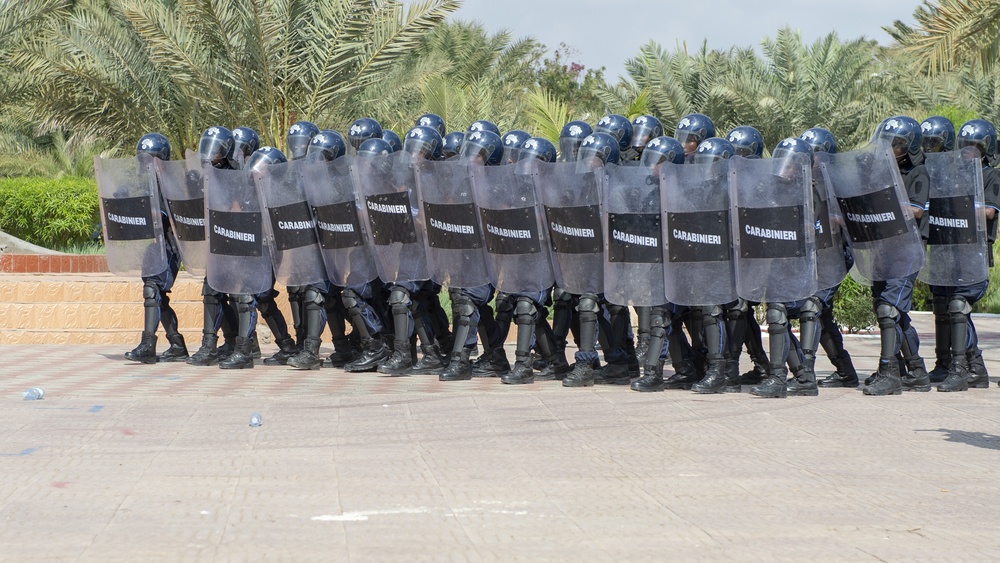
[[1, 312, 999, 561]]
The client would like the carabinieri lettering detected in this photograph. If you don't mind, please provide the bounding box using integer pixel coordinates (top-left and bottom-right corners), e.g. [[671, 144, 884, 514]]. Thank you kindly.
[[744, 225, 798, 241], [846, 212, 896, 223], [430, 218, 475, 235], [214, 224, 255, 242], [487, 224, 531, 239], [367, 200, 408, 214], [672, 229, 722, 245], [613, 229, 658, 247], [108, 213, 147, 226]]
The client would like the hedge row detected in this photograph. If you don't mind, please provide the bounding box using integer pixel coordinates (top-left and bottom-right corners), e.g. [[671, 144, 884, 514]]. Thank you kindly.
[[0, 176, 99, 249]]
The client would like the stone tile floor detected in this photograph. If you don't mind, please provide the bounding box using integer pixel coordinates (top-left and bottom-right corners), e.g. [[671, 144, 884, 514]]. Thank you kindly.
[[1, 312, 999, 561]]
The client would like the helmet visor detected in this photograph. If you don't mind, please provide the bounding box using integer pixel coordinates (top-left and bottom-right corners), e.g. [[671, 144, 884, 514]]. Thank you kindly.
[[957, 138, 986, 160], [198, 137, 231, 168], [575, 145, 608, 173], [286, 135, 311, 160], [923, 135, 947, 154], [632, 123, 659, 149], [403, 137, 438, 160], [559, 137, 583, 162]]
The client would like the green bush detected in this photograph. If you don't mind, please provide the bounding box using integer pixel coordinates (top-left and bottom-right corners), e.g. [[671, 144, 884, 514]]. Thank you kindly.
[[0, 176, 99, 248], [832, 275, 876, 333]]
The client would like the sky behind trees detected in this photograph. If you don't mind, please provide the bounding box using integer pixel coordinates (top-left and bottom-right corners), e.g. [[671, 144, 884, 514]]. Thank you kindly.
[[448, 1, 920, 78]]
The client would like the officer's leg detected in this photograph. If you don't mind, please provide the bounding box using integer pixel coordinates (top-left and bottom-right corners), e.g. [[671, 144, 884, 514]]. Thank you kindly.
[[929, 288, 951, 382], [502, 295, 540, 384], [750, 303, 789, 398], [632, 305, 668, 392], [125, 279, 162, 364], [550, 286, 573, 352], [409, 285, 445, 374], [816, 286, 859, 388], [259, 288, 297, 366], [324, 286, 355, 368], [188, 279, 226, 366], [723, 300, 748, 392], [154, 247, 187, 361], [740, 303, 770, 384], [425, 284, 453, 352], [343, 283, 390, 372], [534, 299, 571, 380], [594, 302, 633, 384], [377, 284, 414, 375], [474, 292, 512, 376], [220, 293, 256, 369], [787, 297, 821, 396], [864, 285, 904, 395], [938, 295, 973, 391], [563, 293, 600, 387], [286, 285, 305, 350], [635, 306, 651, 365], [440, 288, 478, 381], [692, 305, 728, 394], [288, 285, 327, 370]]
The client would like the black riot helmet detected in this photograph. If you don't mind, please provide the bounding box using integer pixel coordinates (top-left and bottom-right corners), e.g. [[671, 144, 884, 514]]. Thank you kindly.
[[920, 116, 956, 154], [771, 137, 813, 180], [957, 118, 999, 166], [576, 132, 620, 173], [674, 113, 716, 156], [876, 116, 924, 167], [198, 126, 235, 169], [594, 114, 633, 151], [357, 137, 393, 157], [799, 127, 838, 155], [558, 120, 593, 162], [232, 127, 260, 162], [307, 130, 348, 161], [726, 126, 764, 158], [630, 115, 664, 152], [517, 137, 557, 163], [136, 133, 171, 161], [459, 129, 502, 165], [382, 130, 402, 152], [463, 120, 501, 146], [441, 131, 465, 160], [692, 137, 734, 164], [245, 146, 287, 175], [286, 121, 319, 160], [415, 113, 446, 136], [501, 129, 531, 164], [639, 136, 685, 169], [403, 125, 443, 160], [348, 117, 383, 150]]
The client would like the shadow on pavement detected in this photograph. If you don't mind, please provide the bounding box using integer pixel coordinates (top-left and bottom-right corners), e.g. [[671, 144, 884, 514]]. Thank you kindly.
[[920, 428, 1000, 451]]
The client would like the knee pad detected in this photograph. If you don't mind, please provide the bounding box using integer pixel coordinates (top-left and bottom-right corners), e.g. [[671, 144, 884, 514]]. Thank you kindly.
[[932, 298, 947, 318], [234, 293, 255, 312], [552, 287, 572, 304], [701, 304, 723, 323], [287, 286, 304, 301], [606, 303, 627, 318], [449, 290, 475, 324], [766, 304, 787, 327], [577, 294, 599, 315], [303, 287, 324, 307], [876, 302, 899, 323], [514, 295, 538, 324], [388, 287, 411, 308], [494, 292, 514, 321], [726, 299, 748, 322], [341, 288, 360, 311], [143, 280, 160, 307], [799, 296, 821, 322], [948, 295, 972, 318]]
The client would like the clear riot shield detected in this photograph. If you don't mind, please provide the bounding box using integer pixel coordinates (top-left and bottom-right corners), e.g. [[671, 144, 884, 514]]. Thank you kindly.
[[470, 160, 555, 294], [413, 159, 490, 288], [535, 161, 605, 295], [603, 165, 665, 306], [299, 155, 379, 287], [253, 159, 327, 286], [95, 155, 167, 277], [661, 160, 736, 306], [817, 143, 925, 282], [729, 155, 817, 303], [919, 147, 988, 286], [353, 152, 429, 284], [154, 151, 208, 277], [812, 163, 848, 291], [204, 165, 272, 295]]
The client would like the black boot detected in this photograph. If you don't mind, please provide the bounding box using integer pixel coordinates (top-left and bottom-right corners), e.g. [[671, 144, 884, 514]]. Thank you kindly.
[[663, 359, 700, 390], [635, 334, 650, 366], [324, 337, 356, 368], [863, 359, 902, 396], [787, 355, 819, 397], [929, 353, 951, 383], [724, 358, 742, 393], [219, 337, 254, 369], [751, 366, 788, 398], [263, 337, 297, 366], [187, 334, 220, 366], [158, 333, 188, 362], [472, 347, 510, 377], [250, 333, 262, 359], [967, 351, 990, 388], [691, 359, 727, 394], [818, 350, 859, 388], [937, 355, 970, 392], [377, 340, 412, 375], [217, 337, 235, 361], [125, 332, 158, 364], [288, 337, 323, 370], [562, 362, 595, 387], [410, 343, 445, 375], [344, 338, 390, 372], [502, 352, 535, 385], [631, 362, 664, 392], [595, 362, 633, 385], [440, 347, 473, 381], [901, 357, 931, 392], [739, 360, 768, 386], [537, 352, 572, 380]]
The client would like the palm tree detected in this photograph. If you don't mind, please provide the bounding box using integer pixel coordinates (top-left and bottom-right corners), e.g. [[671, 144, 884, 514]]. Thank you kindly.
[[14, 0, 460, 154], [886, 0, 1000, 74]]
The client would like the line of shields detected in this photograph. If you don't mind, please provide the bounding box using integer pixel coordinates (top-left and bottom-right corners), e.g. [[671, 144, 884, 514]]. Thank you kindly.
[[95, 142, 988, 304]]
